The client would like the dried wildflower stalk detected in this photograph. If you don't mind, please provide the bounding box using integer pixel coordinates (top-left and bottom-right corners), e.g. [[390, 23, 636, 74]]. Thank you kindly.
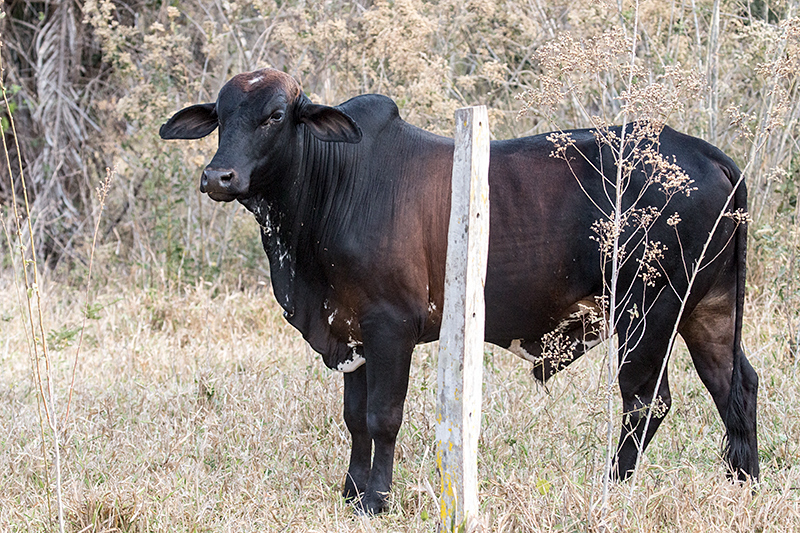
[[519, 3, 739, 525]]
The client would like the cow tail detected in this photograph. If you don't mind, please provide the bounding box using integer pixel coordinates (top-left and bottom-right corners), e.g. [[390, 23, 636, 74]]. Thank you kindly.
[[721, 159, 758, 481]]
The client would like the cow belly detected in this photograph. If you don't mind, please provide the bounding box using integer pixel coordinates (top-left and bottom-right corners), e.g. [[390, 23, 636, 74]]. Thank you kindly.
[[500, 298, 607, 381]]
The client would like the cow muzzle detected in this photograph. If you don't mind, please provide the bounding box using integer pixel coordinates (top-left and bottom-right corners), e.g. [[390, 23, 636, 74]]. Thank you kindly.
[[200, 168, 247, 202]]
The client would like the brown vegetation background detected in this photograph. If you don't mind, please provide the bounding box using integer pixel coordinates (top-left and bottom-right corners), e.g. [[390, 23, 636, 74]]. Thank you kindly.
[[1, 0, 799, 531], [1, 0, 798, 302]]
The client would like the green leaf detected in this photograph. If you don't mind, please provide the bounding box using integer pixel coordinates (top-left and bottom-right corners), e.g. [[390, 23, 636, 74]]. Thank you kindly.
[[84, 302, 104, 320], [47, 326, 82, 350]]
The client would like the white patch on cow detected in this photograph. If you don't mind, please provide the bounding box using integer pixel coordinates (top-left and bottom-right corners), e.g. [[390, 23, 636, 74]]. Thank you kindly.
[[428, 301, 437, 314], [508, 339, 540, 363], [327, 308, 338, 325], [253, 204, 272, 234], [580, 337, 602, 351], [255, 208, 293, 278], [336, 349, 366, 373], [278, 248, 290, 268], [248, 75, 264, 86], [346, 321, 362, 349]]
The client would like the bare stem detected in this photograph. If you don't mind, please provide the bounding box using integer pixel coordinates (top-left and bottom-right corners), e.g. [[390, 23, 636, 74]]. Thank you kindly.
[[599, 3, 640, 526], [1, 43, 65, 533], [62, 167, 114, 427]]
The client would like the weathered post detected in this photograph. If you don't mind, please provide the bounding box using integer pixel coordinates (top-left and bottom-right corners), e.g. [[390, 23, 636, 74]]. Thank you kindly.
[[436, 106, 490, 532]]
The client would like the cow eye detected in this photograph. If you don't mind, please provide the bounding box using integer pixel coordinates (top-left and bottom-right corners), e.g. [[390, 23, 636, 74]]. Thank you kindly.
[[260, 111, 284, 128]]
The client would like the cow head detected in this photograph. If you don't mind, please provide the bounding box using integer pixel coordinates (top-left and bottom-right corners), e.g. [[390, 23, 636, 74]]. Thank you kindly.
[[160, 69, 362, 202]]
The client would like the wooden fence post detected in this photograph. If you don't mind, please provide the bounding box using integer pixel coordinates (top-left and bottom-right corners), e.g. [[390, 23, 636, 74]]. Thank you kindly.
[[436, 105, 490, 532]]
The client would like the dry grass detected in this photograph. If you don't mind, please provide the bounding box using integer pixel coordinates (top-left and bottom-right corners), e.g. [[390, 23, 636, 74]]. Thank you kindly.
[[1, 273, 798, 532]]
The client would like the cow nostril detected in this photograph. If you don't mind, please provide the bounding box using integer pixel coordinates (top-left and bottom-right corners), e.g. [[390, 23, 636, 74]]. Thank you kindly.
[[203, 168, 236, 187], [201, 168, 243, 199]]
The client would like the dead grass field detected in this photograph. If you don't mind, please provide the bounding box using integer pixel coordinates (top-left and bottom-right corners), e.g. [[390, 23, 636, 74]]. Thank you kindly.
[[1, 271, 798, 532]]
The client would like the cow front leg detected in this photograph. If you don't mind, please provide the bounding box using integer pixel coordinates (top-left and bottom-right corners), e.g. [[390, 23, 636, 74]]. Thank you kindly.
[[358, 314, 416, 515], [343, 363, 371, 502]]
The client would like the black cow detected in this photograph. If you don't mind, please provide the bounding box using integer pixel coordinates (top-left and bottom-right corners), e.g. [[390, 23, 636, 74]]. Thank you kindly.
[[160, 68, 758, 514]]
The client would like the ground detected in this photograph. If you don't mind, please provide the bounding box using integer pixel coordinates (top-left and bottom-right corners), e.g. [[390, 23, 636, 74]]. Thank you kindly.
[[0, 274, 798, 532]]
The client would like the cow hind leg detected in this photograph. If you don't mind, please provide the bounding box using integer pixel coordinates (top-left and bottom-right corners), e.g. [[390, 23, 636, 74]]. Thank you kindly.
[[612, 334, 674, 480], [343, 363, 371, 502], [679, 290, 759, 481]]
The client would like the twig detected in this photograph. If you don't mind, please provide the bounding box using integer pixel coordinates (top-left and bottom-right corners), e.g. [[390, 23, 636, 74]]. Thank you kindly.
[[62, 167, 114, 427]]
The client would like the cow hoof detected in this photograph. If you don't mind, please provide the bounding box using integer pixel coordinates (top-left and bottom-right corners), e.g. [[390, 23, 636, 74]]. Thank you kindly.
[[342, 485, 362, 503], [343, 474, 367, 503], [353, 492, 389, 516]]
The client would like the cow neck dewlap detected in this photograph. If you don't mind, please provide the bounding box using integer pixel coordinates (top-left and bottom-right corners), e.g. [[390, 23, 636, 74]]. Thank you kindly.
[[243, 197, 296, 313]]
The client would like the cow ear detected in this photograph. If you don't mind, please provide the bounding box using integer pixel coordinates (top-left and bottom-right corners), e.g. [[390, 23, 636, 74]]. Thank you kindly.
[[160, 103, 218, 140], [299, 103, 362, 144]]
